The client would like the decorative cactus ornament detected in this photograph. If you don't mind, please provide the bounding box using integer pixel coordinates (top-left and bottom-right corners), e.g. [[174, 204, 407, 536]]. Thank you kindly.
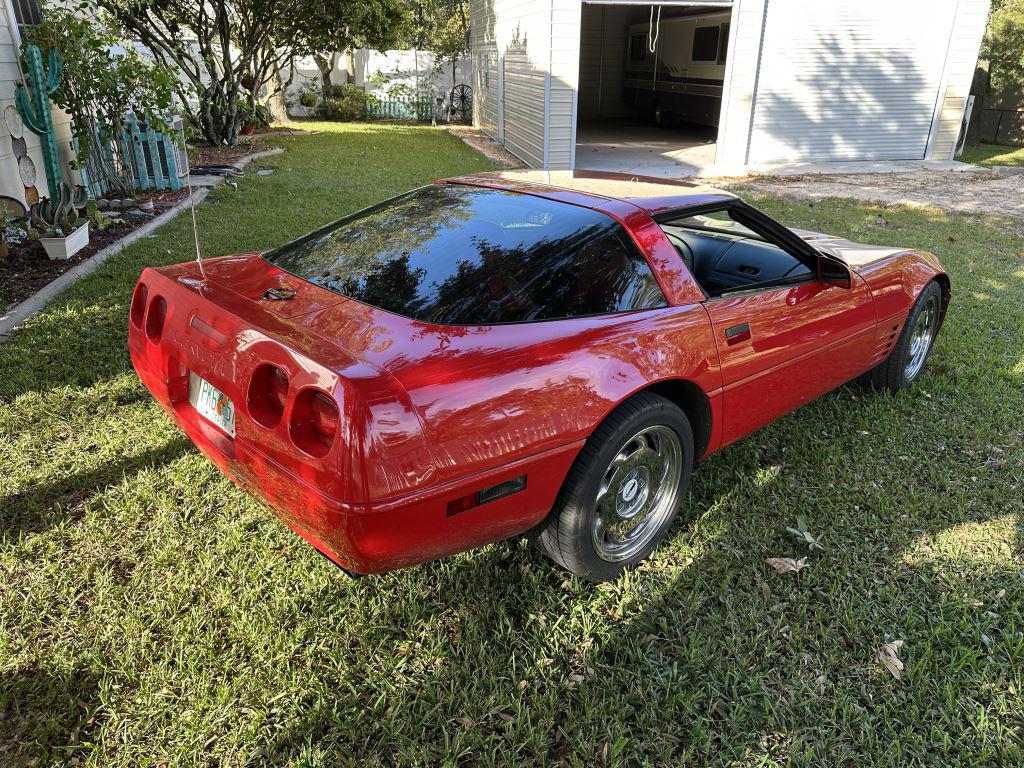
[[15, 45, 64, 193]]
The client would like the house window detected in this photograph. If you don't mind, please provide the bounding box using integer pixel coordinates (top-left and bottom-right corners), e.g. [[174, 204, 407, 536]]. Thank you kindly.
[[11, 0, 42, 30], [691, 26, 720, 62], [629, 34, 646, 62]]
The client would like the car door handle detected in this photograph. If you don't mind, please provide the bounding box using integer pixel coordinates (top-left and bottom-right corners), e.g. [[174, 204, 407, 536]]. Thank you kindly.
[[725, 322, 751, 345]]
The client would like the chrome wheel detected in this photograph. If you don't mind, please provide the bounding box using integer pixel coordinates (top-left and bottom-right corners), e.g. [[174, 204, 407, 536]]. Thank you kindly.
[[904, 294, 938, 381], [591, 425, 683, 562]]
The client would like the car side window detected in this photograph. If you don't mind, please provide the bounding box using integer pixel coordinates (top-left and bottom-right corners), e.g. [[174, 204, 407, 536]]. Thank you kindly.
[[660, 207, 812, 298]]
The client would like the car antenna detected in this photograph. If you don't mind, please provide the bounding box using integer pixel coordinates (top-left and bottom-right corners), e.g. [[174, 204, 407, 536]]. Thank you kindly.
[[179, 120, 206, 278]]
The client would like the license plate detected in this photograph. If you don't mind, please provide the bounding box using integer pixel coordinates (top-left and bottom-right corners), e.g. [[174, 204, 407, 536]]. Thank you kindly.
[[188, 372, 236, 437]]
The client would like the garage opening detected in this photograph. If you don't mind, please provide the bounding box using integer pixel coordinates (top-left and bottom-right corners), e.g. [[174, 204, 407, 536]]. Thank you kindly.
[[574, 2, 733, 177]]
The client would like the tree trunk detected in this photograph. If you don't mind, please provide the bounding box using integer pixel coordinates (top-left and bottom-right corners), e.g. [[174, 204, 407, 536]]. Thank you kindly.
[[313, 53, 333, 99], [341, 49, 355, 86], [314, 52, 342, 99], [266, 58, 290, 122]]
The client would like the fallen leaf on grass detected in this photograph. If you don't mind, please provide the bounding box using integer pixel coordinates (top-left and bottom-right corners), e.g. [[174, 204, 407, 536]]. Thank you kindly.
[[878, 639, 905, 679], [456, 715, 476, 728], [766, 556, 809, 574]]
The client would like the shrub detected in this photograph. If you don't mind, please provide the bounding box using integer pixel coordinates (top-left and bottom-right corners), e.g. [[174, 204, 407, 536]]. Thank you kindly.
[[298, 90, 319, 108], [315, 85, 366, 121]]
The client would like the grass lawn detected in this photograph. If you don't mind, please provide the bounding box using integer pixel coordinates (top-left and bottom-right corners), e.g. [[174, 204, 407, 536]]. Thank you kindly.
[[2, 122, 1023, 767], [959, 142, 1024, 168]]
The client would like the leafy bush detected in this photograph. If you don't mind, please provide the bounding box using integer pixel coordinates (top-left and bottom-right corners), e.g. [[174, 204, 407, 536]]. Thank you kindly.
[[315, 85, 367, 121], [298, 90, 319, 108], [24, 2, 175, 159], [238, 99, 272, 127]]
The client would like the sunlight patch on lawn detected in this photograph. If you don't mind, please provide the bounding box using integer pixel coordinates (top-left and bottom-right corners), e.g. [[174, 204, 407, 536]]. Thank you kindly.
[[900, 514, 1018, 571]]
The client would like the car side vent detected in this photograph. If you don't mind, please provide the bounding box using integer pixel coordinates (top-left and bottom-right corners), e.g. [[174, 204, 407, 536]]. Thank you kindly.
[[875, 323, 900, 360]]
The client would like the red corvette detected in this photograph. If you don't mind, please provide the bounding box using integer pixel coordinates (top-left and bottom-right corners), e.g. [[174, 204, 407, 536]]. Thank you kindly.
[[129, 171, 949, 582]]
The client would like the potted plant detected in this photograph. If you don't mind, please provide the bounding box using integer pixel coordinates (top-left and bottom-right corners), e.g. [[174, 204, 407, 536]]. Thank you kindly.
[[135, 192, 155, 212], [239, 99, 271, 135], [30, 181, 90, 260]]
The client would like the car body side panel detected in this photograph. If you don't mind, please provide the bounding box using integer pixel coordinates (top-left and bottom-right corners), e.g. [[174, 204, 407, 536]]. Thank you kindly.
[[301, 298, 721, 492]]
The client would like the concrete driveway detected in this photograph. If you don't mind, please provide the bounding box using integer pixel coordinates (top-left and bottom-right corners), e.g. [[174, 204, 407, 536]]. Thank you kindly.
[[574, 121, 717, 177]]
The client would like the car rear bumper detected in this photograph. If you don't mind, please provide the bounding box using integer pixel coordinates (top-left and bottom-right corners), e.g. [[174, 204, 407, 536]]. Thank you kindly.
[[130, 343, 582, 574]]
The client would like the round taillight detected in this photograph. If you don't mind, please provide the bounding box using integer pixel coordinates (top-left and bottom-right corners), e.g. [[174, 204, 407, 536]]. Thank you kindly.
[[309, 392, 339, 447], [145, 295, 167, 341], [289, 389, 339, 458], [130, 282, 148, 328], [247, 364, 289, 428]]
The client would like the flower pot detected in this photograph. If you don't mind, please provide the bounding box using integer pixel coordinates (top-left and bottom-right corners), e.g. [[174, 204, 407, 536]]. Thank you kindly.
[[241, 124, 256, 136], [40, 221, 89, 260]]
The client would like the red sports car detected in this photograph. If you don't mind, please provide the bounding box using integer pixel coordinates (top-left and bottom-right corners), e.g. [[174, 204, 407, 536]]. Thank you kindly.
[[129, 171, 948, 582]]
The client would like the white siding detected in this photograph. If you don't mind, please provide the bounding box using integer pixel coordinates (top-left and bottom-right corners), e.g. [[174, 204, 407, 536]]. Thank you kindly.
[[547, 0, 580, 169], [747, 0, 958, 163], [471, 0, 552, 167], [0, 0, 78, 204]]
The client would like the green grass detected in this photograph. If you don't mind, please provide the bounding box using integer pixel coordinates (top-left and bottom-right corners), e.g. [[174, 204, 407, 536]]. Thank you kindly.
[[2, 123, 1023, 767], [959, 142, 1024, 168]]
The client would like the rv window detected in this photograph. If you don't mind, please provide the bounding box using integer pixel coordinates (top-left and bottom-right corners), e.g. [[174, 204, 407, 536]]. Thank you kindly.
[[629, 34, 646, 62], [717, 23, 730, 65], [692, 26, 720, 62]]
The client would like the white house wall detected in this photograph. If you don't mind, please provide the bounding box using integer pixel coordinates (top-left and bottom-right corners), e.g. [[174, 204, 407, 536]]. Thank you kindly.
[[0, 0, 76, 204], [471, 0, 562, 168]]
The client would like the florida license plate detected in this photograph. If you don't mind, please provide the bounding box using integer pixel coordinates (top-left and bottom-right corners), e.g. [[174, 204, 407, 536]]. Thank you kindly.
[[188, 372, 236, 437]]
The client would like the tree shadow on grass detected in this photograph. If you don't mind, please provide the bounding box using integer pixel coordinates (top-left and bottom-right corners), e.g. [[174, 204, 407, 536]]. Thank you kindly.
[[252, 370, 1023, 766], [0, 666, 102, 766], [0, 436, 192, 540]]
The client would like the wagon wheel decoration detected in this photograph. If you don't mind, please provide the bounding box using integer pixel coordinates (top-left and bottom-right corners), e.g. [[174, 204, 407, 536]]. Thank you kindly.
[[449, 84, 472, 122]]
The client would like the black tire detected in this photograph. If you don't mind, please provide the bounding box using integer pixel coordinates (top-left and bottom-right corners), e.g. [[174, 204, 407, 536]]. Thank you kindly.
[[653, 103, 669, 129], [864, 280, 943, 392], [535, 392, 694, 583]]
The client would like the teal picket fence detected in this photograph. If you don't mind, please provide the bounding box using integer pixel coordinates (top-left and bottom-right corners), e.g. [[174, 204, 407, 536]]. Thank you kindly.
[[78, 114, 187, 198], [365, 95, 436, 122]]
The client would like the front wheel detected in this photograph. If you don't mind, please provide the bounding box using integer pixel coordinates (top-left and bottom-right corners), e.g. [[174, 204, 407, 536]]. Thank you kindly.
[[864, 280, 943, 391], [535, 392, 693, 582]]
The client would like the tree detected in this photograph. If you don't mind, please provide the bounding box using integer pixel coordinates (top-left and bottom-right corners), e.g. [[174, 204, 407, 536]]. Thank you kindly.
[[94, 0, 290, 145], [982, 0, 1024, 89], [283, 0, 407, 100], [95, 0, 407, 144], [404, 0, 469, 91], [24, 3, 175, 197]]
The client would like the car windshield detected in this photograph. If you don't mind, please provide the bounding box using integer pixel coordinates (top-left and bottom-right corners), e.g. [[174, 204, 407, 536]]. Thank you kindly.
[[263, 184, 666, 325]]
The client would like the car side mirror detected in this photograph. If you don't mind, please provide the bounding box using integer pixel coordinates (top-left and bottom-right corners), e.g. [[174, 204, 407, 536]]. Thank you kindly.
[[819, 255, 853, 289]]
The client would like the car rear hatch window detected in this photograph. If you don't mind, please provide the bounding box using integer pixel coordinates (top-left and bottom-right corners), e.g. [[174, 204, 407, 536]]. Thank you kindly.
[[263, 184, 666, 325]]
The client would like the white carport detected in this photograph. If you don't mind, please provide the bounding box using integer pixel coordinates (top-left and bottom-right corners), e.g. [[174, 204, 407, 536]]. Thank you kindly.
[[470, 0, 991, 176]]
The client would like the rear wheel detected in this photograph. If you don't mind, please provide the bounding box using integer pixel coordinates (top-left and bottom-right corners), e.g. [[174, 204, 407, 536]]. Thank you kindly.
[[535, 392, 693, 582], [864, 280, 943, 391], [653, 103, 669, 129]]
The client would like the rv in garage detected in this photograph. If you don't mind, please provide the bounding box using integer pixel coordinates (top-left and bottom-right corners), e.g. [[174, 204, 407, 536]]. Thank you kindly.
[[622, 10, 730, 128]]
